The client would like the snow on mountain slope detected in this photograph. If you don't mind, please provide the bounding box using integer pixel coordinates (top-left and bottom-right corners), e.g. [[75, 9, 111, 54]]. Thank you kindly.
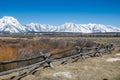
[[0, 16, 26, 33], [25, 23, 57, 32], [0, 16, 120, 33], [80, 23, 120, 33], [56, 23, 91, 33], [55, 23, 120, 33], [56, 23, 83, 32]]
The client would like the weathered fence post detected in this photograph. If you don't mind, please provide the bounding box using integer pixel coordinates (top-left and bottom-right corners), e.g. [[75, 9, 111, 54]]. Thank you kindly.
[[75, 46, 85, 60], [1, 64, 6, 72], [93, 47, 102, 57], [105, 44, 114, 54], [109, 44, 114, 53], [48, 62, 54, 68], [40, 52, 54, 68]]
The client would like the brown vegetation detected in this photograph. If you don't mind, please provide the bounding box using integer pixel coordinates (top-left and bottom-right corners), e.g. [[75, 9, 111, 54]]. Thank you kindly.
[[0, 36, 120, 80], [0, 37, 96, 72]]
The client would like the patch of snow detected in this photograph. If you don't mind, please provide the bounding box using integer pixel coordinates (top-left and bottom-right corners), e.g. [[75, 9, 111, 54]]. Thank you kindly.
[[116, 53, 120, 56], [106, 58, 120, 62], [53, 71, 72, 79]]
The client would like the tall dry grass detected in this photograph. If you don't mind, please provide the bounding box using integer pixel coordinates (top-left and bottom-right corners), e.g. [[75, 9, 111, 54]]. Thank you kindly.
[[0, 38, 95, 72]]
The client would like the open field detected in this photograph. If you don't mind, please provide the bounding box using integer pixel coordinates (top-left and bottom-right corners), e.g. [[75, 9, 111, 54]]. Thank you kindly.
[[0, 36, 120, 80], [33, 53, 120, 80], [0, 48, 120, 80]]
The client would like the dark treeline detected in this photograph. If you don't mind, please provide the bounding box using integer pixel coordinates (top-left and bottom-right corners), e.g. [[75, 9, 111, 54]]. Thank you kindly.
[[0, 32, 120, 38]]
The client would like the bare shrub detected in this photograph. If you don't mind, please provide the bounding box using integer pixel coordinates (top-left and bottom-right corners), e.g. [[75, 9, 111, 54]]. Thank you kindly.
[[75, 40, 96, 48]]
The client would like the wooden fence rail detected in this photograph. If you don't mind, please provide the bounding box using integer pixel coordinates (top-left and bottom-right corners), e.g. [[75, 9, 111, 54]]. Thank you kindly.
[[0, 55, 44, 65]]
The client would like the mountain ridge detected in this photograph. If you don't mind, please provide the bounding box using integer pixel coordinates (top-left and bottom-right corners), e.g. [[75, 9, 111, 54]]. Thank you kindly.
[[0, 16, 120, 33]]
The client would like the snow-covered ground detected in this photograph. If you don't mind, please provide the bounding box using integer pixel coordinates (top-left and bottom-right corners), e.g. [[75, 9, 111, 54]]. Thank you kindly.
[[106, 58, 120, 62], [115, 53, 120, 56], [53, 71, 72, 79]]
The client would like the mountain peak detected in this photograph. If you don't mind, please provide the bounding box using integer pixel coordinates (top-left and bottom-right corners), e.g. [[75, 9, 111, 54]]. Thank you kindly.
[[0, 16, 20, 25], [62, 23, 77, 27], [2, 16, 16, 20], [63, 22, 76, 25], [0, 16, 25, 33]]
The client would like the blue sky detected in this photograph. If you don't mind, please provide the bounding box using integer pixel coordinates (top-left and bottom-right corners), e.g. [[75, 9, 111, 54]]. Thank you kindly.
[[0, 0, 120, 27]]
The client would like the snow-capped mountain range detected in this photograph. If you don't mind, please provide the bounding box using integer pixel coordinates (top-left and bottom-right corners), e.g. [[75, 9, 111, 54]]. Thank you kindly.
[[0, 16, 120, 33]]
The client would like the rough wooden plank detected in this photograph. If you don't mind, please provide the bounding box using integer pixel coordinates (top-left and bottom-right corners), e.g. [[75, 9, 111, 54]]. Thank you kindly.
[[0, 55, 44, 65], [0, 60, 47, 76]]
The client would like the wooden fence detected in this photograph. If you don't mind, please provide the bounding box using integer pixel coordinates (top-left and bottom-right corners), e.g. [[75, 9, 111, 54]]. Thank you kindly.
[[0, 44, 115, 76]]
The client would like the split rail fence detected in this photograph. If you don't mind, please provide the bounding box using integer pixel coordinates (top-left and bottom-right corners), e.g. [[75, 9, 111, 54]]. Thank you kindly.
[[0, 44, 115, 76]]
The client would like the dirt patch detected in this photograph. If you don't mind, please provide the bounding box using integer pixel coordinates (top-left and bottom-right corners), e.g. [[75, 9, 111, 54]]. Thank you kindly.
[[21, 75, 35, 80]]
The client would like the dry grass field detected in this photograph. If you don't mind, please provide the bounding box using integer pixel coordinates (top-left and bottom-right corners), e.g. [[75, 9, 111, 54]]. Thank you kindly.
[[0, 36, 120, 80], [34, 53, 120, 80]]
